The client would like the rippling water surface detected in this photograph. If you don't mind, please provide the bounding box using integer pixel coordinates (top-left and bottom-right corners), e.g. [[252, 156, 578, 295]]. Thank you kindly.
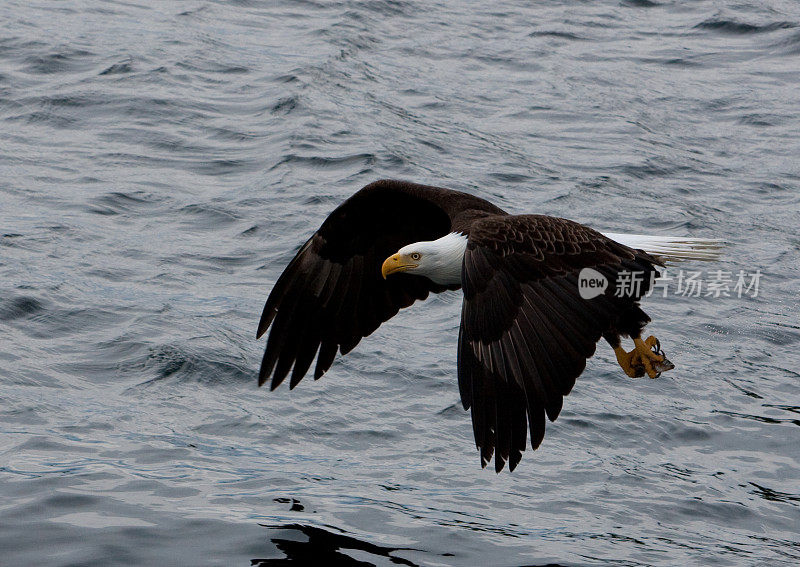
[[1, 1, 799, 565]]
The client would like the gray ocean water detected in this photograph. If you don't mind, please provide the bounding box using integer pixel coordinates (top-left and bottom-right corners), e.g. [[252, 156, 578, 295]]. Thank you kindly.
[[1, 1, 799, 565]]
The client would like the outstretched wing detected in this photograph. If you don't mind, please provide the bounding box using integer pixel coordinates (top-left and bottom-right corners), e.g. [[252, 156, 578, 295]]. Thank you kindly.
[[257, 180, 489, 390], [458, 214, 661, 472]]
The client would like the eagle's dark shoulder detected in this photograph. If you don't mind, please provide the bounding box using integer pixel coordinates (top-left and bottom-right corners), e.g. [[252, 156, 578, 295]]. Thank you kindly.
[[317, 180, 506, 244], [466, 214, 645, 263]]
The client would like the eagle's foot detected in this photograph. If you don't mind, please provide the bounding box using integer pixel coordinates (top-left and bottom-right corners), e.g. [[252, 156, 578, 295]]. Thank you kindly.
[[614, 345, 646, 378], [614, 336, 674, 379], [632, 336, 674, 379]]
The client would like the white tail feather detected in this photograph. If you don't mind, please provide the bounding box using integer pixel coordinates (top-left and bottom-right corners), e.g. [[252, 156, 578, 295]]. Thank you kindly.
[[602, 232, 724, 262]]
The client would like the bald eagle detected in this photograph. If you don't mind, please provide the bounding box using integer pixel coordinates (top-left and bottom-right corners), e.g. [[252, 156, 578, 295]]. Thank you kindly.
[[257, 180, 721, 471]]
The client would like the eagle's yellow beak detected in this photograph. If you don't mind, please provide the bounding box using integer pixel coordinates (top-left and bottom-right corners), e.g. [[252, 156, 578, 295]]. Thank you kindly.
[[381, 253, 417, 279]]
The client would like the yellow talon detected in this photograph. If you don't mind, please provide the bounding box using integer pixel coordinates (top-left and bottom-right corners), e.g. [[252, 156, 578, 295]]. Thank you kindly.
[[614, 335, 675, 379], [614, 345, 645, 378]]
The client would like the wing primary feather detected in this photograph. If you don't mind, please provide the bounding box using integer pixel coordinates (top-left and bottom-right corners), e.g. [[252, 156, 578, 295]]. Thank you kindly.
[[258, 343, 275, 388], [507, 318, 564, 423], [523, 282, 593, 358], [512, 301, 559, 406], [259, 287, 306, 386], [469, 349, 485, 449], [508, 391, 527, 471], [520, 290, 589, 399], [489, 341, 509, 384], [457, 317, 473, 410], [270, 313, 309, 390], [314, 339, 338, 380], [289, 329, 321, 389], [317, 262, 343, 309], [520, 307, 575, 420], [257, 236, 314, 339], [337, 256, 364, 355], [529, 403, 546, 450], [494, 377, 512, 473]]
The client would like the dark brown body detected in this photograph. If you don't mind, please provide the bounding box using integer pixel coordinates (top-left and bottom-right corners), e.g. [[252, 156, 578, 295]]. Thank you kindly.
[[257, 180, 661, 471]]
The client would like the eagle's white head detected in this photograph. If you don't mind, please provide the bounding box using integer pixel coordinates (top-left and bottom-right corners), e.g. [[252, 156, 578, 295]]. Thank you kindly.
[[381, 232, 468, 286]]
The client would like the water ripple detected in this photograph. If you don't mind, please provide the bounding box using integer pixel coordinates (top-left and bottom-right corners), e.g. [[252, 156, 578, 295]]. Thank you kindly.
[[1, 0, 799, 565]]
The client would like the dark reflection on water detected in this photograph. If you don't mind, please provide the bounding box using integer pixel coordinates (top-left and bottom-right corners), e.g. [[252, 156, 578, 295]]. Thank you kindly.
[[255, 524, 571, 567], [255, 524, 421, 566], [1, 0, 799, 565]]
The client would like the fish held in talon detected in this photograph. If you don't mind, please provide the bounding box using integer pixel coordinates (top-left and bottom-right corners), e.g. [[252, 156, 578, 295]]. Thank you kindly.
[[257, 179, 723, 472]]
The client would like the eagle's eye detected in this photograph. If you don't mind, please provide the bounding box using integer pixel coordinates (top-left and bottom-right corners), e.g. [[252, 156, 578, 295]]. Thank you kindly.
[[410, 252, 421, 261]]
